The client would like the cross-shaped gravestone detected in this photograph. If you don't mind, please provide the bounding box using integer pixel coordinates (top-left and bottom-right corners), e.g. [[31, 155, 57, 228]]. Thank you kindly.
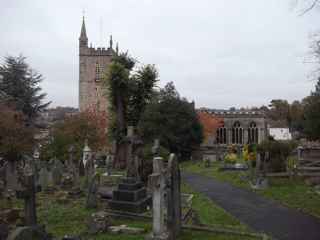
[[16, 170, 41, 226], [148, 157, 168, 240]]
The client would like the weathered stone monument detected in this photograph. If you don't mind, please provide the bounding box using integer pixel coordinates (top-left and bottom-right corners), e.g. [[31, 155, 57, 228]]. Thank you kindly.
[[38, 164, 49, 191], [52, 161, 62, 186], [5, 161, 19, 192], [68, 145, 80, 187], [126, 126, 143, 181], [108, 127, 150, 213], [86, 174, 100, 209], [83, 141, 94, 187], [147, 157, 168, 240], [147, 153, 182, 240], [16, 165, 40, 226], [108, 177, 150, 213], [166, 154, 181, 239], [152, 139, 160, 157]]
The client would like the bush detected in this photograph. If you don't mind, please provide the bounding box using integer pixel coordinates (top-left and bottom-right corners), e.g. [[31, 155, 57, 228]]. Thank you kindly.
[[257, 139, 297, 172], [224, 153, 237, 164], [140, 144, 169, 183]]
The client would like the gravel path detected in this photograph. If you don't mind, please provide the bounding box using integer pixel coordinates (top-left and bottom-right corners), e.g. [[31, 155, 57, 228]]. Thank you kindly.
[[182, 172, 320, 240]]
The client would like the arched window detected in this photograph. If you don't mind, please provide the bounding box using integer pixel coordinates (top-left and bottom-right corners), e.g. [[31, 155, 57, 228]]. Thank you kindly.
[[232, 121, 243, 144], [248, 122, 258, 144], [216, 125, 227, 144]]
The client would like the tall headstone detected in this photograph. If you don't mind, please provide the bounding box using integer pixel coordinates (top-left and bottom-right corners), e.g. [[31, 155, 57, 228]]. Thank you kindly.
[[152, 139, 160, 157], [38, 165, 49, 190], [16, 166, 41, 226], [126, 126, 143, 181], [166, 154, 181, 239], [86, 174, 100, 209], [5, 161, 19, 191], [69, 145, 80, 187], [52, 160, 63, 186], [147, 157, 168, 240]]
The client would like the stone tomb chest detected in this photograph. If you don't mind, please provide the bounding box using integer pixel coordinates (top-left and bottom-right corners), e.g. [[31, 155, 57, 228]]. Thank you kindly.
[[108, 178, 151, 213]]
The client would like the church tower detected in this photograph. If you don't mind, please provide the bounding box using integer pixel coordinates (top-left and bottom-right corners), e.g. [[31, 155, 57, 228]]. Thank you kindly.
[[79, 16, 114, 113]]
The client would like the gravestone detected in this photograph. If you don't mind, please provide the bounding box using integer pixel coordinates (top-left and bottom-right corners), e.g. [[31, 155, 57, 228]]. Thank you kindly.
[[86, 174, 100, 209], [38, 165, 49, 190], [166, 154, 181, 239], [108, 177, 151, 213], [16, 167, 41, 226], [52, 161, 63, 186], [147, 157, 168, 240], [5, 161, 19, 191], [84, 154, 95, 188], [105, 154, 112, 176], [79, 158, 85, 177], [83, 141, 93, 187], [152, 139, 160, 157], [69, 145, 80, 187], [126, 126, 143, 181]]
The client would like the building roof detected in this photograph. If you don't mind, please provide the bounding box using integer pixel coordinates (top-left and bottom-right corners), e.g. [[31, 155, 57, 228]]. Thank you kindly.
[[197, 108, 266, 117]]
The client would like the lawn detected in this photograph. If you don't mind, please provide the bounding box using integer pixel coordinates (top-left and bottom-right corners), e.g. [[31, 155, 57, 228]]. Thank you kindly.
[[182, 161, 320, 218], [1, 183, 266, 240]]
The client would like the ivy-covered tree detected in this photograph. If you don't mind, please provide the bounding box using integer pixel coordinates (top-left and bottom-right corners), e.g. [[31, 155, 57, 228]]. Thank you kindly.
[[138, 82, 203, 159], [104, 52, 158, 168], [0, 55, 50, 122]]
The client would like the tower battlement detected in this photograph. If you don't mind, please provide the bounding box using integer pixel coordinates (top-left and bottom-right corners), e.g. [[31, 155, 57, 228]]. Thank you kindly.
[[80, 46, 114, 56]]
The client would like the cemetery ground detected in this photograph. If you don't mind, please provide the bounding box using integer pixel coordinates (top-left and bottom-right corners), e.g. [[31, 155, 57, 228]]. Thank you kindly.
[[0, 174, 264, 240], [181, 161, 320, 218]]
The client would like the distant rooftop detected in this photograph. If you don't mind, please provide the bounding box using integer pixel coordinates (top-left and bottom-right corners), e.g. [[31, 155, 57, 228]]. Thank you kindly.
[[197, 107, 265, 116]]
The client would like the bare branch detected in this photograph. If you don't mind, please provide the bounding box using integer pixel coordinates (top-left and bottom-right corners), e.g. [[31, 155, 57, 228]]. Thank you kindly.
[[299, 0, 319, 16]]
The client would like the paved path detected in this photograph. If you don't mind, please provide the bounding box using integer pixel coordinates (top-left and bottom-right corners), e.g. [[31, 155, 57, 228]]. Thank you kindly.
[[182, 172, 320, 240]]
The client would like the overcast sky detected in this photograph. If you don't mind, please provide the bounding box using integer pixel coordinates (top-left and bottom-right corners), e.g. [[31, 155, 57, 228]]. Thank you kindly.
[[1, 0, 320, 109]]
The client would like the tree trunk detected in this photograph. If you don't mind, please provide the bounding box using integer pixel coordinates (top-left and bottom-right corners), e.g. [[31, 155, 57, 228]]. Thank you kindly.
[[114, 93, 127, 169]]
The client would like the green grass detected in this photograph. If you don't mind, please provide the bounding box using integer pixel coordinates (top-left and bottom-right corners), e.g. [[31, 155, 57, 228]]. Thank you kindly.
[[181, 183, 249, 230], [1, 184, 264, 240], [182, 161, 320, 218]]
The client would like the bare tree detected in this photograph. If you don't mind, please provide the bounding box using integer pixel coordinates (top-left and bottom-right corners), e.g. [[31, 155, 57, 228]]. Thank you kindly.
[[295, 0, 320, 15]]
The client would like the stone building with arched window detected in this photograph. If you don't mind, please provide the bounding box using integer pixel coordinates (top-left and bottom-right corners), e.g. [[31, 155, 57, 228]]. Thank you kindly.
[[197, 108, 268, 161], [201, 108, 267, 146]]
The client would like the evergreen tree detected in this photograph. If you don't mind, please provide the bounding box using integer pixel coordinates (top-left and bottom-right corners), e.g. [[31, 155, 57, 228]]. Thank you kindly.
[[304, 78, 320, 140], [0, 56, 50, 121], [138, 82, 203, 159]]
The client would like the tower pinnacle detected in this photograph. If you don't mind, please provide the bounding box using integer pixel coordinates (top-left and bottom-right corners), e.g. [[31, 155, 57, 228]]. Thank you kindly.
[[109, 35, 113, 49], [79, 15, 88, 47]]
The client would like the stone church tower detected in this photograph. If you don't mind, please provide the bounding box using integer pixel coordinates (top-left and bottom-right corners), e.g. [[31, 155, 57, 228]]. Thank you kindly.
[[79, 17, 115, 113]]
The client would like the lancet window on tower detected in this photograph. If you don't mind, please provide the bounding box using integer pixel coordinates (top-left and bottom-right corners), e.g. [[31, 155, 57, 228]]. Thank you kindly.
[[95, 62, 102, 81]]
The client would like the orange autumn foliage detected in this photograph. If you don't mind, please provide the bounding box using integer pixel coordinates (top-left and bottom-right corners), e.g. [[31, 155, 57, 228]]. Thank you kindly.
[[197, 111, 224, 142]]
